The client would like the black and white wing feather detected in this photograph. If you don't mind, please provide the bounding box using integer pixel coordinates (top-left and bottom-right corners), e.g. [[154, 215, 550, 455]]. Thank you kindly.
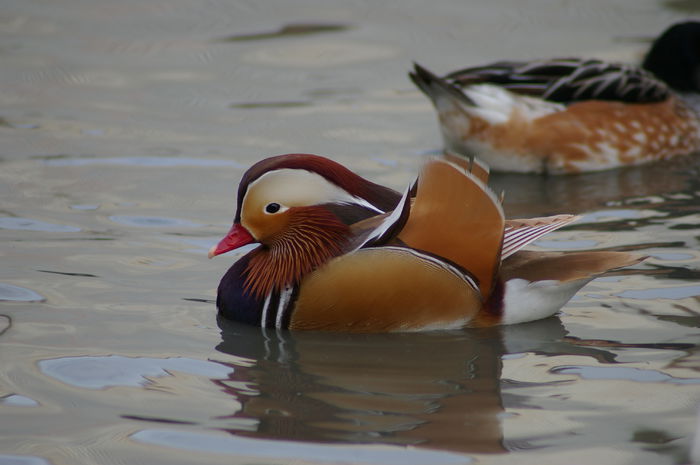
[[445, 58, 670, 104]]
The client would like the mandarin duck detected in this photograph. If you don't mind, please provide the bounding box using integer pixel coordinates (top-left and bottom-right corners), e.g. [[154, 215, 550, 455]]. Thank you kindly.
[[410, 21, 700, 174], [208, 153, 643, 332]]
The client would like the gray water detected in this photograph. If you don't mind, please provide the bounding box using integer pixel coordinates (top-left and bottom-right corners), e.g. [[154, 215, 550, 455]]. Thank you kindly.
[[2, 1, 700, 464]]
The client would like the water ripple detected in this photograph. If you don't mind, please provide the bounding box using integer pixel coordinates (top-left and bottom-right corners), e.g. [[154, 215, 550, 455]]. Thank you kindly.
[[108, 215, 201, 228], [130, 429, 472, 465], [0, 218, 80, 233], [219, 23, 350, 42], [0, 394, 39, 407], [0, 455, 51, 465], [43, 156, 244, 168], [552, 365, 700, 384], [617, 285, 700, 300], [0, 284, 45, 302], [69, 204, 100, 211], [38, 355, 233, 390], [533, 239, 600, 250]]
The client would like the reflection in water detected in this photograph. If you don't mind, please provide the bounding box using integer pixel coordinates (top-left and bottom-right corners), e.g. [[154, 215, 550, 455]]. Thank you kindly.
[[212, 317, 697, 456], [0, 217, 81, 233], [661, 0, 700, 13], [214, 317, 507, 454], [533, 239, 599, 250], [492, 155, 700, 217], [0, 284, 44, 302], [219, 23, 351, 42], [0, 455, 52, 465], [230, 101, 310, 109], [42, 156, 244, 168], [36, 270, 98, 278], [108, 215, 202, 228], [618, 285, 700, 300], [551, 365, 700, 384], [131, 429, 471, 465], [38, 355, 233, 390], [69, 204, 100, 210], [0, 394, 39, 407], [0, 316, 10, 339]]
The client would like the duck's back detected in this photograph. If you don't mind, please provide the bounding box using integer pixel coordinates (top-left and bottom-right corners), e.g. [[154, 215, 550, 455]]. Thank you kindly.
[[445, 58, 670, 104]]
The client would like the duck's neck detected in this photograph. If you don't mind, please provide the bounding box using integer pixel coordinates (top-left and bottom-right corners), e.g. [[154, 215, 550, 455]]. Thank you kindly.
[[642, 22, 700, 96]]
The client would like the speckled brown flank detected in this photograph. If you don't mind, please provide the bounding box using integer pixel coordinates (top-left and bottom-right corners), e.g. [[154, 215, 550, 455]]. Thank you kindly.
[[459, 97, 700, 173]]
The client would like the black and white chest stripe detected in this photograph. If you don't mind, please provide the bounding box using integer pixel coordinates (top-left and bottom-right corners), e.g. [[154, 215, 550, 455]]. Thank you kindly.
[[258, 285, 299, 329]]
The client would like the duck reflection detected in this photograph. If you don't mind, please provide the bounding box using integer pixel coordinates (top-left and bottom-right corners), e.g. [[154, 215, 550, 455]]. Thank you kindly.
[[213, 315, 626, 455], [216, 314, 683, 454], [214, 316, 506, 454], [491, 154, 700, 218]]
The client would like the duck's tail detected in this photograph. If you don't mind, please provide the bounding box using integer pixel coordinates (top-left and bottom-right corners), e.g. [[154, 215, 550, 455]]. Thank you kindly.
[[410, 63, 475, 108], [493, 250, 647, 325]]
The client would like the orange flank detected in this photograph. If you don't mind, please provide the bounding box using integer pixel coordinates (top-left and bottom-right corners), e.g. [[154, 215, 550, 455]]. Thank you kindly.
[[290, 248, 482, 332]]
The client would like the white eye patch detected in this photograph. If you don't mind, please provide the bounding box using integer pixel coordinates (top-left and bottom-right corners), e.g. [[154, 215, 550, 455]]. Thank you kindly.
[[246, 168, 381, 212]]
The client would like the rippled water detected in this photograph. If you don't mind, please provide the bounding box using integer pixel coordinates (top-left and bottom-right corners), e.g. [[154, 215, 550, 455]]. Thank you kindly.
[[2, 1, 700, 464]]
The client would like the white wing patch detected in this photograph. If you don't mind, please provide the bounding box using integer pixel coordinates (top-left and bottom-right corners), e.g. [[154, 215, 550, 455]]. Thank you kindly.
[[462, 84, 564, 124], [353, 182, 413, 250]]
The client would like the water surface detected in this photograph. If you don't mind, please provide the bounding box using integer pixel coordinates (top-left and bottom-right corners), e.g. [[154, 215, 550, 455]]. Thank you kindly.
[[1, 1, 700, 464]]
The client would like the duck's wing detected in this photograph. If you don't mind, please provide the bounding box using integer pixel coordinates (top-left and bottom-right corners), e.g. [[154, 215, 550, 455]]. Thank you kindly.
[[442, 149, 490, 183], [348, 152, 492, 251], [501, 249, 645, 283], [349, 181, 415, 250], [443, 58, 670, 104], [398, 158, 504, 297], [502, 215, 579, 259]]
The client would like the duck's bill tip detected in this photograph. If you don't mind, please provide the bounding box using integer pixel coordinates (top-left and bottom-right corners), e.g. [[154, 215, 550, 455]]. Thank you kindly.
[[207, 245, 219, 259], [208, 223, 255, 258]]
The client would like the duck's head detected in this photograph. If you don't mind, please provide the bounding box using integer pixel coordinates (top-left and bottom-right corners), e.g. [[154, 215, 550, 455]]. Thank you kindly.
[[643, 21, 700, 93], [209, 154, 401, 296]]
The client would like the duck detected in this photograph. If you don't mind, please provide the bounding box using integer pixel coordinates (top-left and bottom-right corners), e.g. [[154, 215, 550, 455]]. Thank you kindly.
[[409, 21, 700, 174], [208, 153, 644, 332]]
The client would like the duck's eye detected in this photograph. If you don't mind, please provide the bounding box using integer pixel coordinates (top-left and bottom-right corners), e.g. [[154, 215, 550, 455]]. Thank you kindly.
[[265, 202, 281, 214]]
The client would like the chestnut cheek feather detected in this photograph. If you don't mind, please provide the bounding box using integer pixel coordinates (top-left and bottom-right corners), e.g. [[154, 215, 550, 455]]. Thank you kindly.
[[208, 223, 256, 258], [242, 206, 351, 298]]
